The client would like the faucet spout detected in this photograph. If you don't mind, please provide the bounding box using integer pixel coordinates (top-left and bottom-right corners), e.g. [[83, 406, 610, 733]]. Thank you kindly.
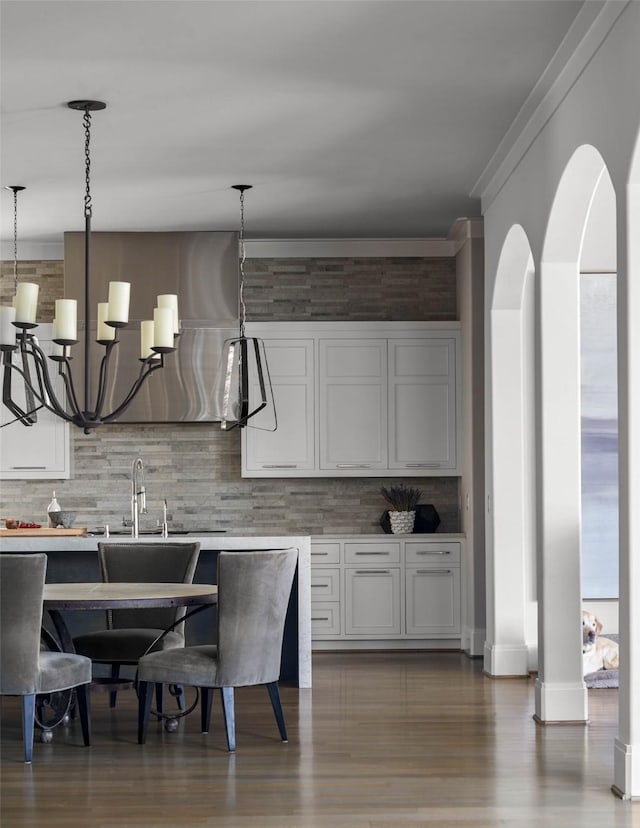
[[131, 456, 147, 539]]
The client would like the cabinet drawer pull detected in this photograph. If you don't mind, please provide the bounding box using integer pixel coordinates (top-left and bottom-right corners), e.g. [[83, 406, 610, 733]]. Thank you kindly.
[[416, 569, 452, 575], [261, 464, 298, 468], [404, 462, 441, 468], [355, 569, 390, 575], [311, 583, 329, 588], [354, 551, 390, 556], [312, 616, 330, 622], [311, 551, 330, 556], [415, 550, 450, 555], [11, 465, 47, 470], [336, 464, 372, 469]]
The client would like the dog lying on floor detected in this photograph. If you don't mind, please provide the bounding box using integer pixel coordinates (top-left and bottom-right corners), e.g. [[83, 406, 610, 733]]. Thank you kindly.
[[582, 609, 619, 675]]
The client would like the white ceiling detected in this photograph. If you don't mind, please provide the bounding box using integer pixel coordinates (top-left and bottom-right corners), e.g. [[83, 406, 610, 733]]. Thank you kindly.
[[1, 0, 585, 248]]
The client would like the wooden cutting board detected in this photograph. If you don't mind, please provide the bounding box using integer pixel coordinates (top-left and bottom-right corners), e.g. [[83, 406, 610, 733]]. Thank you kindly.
[[0, 527, 88, 537]]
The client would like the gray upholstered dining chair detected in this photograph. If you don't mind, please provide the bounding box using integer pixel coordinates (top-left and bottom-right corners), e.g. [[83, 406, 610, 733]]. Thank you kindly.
[[137, 547, 298, 751], [0, 553, 91, 763], [73, 541, 200, 710]]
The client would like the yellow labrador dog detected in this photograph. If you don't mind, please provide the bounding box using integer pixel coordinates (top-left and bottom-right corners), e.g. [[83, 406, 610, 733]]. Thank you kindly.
[[582, 610, 619, 675]]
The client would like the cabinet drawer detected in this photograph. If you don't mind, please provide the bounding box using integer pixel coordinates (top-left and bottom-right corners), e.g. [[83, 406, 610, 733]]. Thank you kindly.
[[344, 541, 401, 563], [405, 541, 461, 564], [345, 567, 401, 635], [311, 542, 341, 564], [311, 568, 340, 601], [311, 602, 341, 637]]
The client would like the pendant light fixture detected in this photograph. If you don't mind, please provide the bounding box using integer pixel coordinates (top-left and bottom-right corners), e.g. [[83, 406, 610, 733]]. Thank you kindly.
[[0, 100, 180, 434], [1, 185, 39, 426], [217, 185, 276, 431]]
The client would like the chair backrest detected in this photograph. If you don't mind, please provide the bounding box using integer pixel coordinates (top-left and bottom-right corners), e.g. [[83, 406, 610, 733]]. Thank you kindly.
[[0, 553, 47, 695], [215, 548, 297, 687], [97, 542, 200, 633]]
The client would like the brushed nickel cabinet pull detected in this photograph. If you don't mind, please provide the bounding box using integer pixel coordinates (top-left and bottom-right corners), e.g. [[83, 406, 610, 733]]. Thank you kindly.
[[336, 464, 372, 468], [11, 465, 47, 470], [416, 569, 452, 575], [354, 551, 390, 556], [415, 550, 450, 555], [262, 464, 298, 468], [355, 570, 390, 575]]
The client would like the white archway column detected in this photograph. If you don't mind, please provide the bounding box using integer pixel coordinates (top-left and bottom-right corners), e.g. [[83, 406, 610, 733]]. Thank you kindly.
[[613, 195, 640, 798], [484, 308, 530, 676], [534, 259, 587, 723]]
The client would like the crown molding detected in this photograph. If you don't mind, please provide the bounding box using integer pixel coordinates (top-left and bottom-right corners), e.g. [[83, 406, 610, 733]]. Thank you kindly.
[[470, 1, 629, 213]]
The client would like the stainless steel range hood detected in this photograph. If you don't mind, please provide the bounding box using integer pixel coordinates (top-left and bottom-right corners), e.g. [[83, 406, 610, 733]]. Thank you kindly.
[[63, 231, 239, 422]]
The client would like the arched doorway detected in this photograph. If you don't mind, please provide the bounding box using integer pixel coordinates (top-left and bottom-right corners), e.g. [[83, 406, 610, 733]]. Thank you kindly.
[[485, 224, 536, 677]]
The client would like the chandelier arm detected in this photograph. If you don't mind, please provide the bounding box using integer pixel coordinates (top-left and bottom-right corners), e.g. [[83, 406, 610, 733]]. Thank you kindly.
[[55, 361, 83, 421], [101, 357, 164, 423], [93, 341, 118, 420], [24, 340, 76, 422]]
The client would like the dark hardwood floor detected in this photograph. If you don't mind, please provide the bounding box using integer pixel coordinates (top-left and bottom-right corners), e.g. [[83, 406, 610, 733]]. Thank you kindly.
[[1, 652, 636, 827]]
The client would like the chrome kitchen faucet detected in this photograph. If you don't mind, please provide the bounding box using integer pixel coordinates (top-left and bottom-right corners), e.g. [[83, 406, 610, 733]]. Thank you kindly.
[[130, 456, 147, 539]]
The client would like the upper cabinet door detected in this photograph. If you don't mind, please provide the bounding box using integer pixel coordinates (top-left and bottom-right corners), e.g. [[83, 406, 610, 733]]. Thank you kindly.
[[388, 337, 458, 471], [319, 339, 387, 471], [242, 339, 315, 474], [0, 334, 71, 480]]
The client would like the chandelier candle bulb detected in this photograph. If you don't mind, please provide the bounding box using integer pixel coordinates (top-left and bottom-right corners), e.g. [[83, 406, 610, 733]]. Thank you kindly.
[[97, 302, 116, 341], [53, 299, 78, 342], [140, 320, 156, 359], [107, 281, 130, 325], [13, 282, 39, 324], [0, 305, 17, 346], [153, 307, 174, 350], [157, 294, 180, 335]]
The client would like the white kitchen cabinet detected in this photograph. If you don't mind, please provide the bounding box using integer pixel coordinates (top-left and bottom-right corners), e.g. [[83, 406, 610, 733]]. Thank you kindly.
[[242, 322, 461, 478], [242, 338, 315, 473], [311, 535, 463, 647], [0, 328, 71, 480], [319, 338, 387, 471], [389, 337, 458, 471], [405, 566, 461, 635], [345, 566, 402, 636]]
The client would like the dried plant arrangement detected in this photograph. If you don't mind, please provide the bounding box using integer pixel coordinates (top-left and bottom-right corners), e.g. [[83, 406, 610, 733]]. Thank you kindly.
[[380, 484, 422, 512]]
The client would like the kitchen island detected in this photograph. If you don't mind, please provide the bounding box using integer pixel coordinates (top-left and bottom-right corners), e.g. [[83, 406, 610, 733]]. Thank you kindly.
[[0, 533, 311, 688]]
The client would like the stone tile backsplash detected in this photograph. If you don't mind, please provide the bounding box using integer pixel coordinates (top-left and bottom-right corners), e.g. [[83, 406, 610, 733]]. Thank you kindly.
[[0, 256, 460, 535]]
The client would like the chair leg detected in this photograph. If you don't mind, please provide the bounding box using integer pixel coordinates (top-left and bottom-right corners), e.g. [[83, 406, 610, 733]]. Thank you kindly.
[[109, 664, 120, 709], [266, 681, 288, 742], [220, 687, 236, 752], [175, 684, 186, 711], [155, 682, 164, 718], [137, 681, 154, 744], [22, 695, 36, 763], [200, 687, 213, 733], [75, 683, 91, 746]]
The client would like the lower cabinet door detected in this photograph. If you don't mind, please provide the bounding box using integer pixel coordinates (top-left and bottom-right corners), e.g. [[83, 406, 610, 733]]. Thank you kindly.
[[405, 566, 461, 635], [345, 567, 401, 636]]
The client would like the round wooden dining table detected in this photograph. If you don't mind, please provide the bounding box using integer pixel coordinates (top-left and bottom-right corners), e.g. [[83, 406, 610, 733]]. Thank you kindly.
[[43, 582, 218, 653]]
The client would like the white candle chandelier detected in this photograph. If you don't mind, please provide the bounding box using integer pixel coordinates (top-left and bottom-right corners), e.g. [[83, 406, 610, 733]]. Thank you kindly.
[[1, 100, 179, 434], [217, 184, 276, 431]]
